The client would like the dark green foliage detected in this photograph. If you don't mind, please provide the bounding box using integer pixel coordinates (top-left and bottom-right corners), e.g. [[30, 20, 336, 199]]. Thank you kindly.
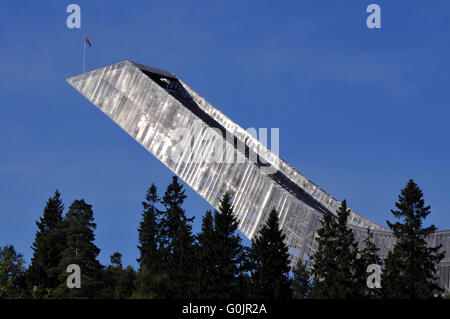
[[213, 194, 247, 298], [135, 184, 163, 298], [4, 176, 447, 299], [103, 252, 136, 299], [360, 229, 382, 272], [53, 199, 104, 298], [382, 179, 445, 298], [35, 190, 64, 231], [160, 176, 196, 298], [132, 267, 167, 299], [196, 194, 247, 298], [137, 184, 162, 270], [110, 252, 122, 267], [309, 211, 336, 298], [195, 210, 217, 298], [311, 200, 359, 299], [161, 176, 190, 246], [355, 229, 382, 298], [291, 260, 312, 299], [249, 208, 292, 299], [0, 245, 26, 298], [28, 190, 66, 291]]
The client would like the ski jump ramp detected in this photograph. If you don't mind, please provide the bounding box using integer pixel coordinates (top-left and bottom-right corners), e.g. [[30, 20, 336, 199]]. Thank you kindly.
[[67, 61, 450, 290]]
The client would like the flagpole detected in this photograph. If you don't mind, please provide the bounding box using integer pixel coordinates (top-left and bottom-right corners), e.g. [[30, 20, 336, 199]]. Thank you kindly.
[[83, 32, 86, 73]]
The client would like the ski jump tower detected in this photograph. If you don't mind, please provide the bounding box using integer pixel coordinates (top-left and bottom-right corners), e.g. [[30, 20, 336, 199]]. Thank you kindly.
[[67, 61, 450, 290]]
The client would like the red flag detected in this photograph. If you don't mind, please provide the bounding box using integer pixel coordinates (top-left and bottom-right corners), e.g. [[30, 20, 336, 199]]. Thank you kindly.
[[85, 36, 92, 47]]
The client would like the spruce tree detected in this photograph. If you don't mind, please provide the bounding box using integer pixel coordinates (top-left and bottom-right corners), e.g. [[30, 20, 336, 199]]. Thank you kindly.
[[135, 184, 163, 298], [196, 194, 247, 298], [291, 260, 312, 299], [137, 184, 161, 270], [0, 245, 26, 298], [161, 176, 196, 298], [212, 194, 247, 298], [311, 199, 359, 299], [195, 210, 217, 298], [103, 252, 136, 299], [111, 252, 122, 267], [309, 210, 336, 298], [249, 208, 292, 299], [53, 199, 104, 298], [28, 190, 66, 291], [355, 229, 382, 298], [382, 179, 445, 298]]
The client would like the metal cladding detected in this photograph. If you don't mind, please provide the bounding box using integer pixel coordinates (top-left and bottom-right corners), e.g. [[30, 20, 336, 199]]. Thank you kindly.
[[67, 61, 450, 291]]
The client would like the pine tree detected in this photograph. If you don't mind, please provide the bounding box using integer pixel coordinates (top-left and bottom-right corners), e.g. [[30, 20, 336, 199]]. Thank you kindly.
[[382, 179, 445, 298], [309, 210, 336, 298], [0, 245, 26, 299], [355, 229, 382, 298], [135, 184, 163, 298], [213, 194, 247, 298], [161, 176, 196, 298], [195, 210, 217, 298], [137, 184, 161, 270], [103, 252, 136, 299], [311, 199, 359, 299], [249, 208, 292, 299], [196, 194, 247, 298], [53, 199, 104, 298], [28, 190, 66, 291], [111, 252, 122, 267], [292, 260, 312, 299]]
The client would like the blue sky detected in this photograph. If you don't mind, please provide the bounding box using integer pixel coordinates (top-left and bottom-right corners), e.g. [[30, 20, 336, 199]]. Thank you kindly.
[[1, 0, 450, 268]]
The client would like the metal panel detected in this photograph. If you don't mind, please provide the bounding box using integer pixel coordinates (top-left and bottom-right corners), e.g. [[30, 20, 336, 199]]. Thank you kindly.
[[67, 61, 450, 291]]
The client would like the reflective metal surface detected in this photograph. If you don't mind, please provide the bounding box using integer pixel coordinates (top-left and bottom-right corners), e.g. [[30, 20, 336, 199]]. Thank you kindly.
[[67, 61, 450, 291]]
